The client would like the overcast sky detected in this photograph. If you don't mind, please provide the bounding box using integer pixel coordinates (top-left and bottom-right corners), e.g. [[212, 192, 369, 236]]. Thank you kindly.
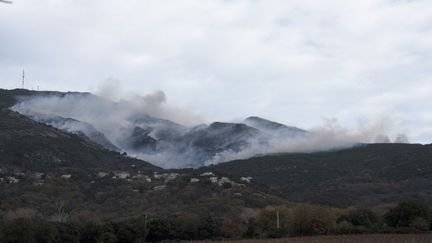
[[1, 0, 432, 142]]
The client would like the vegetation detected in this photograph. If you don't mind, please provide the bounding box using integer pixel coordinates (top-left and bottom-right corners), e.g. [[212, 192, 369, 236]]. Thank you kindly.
[[204, 144, 432, 206], [184, 234, 432, 243], [2, 89, 432, 241], [1, 202, 432, 242]]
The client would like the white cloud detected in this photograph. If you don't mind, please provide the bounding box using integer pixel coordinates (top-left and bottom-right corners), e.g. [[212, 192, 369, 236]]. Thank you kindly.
[[1, 0, 432, 142]]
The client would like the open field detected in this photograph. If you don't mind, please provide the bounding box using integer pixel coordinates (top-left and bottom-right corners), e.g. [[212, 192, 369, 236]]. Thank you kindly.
[[185, 234, 432, 243]]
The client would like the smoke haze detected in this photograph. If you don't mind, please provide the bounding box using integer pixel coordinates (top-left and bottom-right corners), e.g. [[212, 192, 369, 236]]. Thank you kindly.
[[11, 90, 409, 168]]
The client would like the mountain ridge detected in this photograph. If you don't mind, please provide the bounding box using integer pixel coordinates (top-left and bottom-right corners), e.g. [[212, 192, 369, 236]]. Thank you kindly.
[[5, 89, 310, 168]]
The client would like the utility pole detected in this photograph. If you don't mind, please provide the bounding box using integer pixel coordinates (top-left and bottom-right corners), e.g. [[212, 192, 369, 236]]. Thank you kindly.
[[276, 210, 280, 229], [21, 70, 25, 89]]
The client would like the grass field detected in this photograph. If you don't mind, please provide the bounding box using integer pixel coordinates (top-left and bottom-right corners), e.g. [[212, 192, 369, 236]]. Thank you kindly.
[[185, 234, 432, 243]]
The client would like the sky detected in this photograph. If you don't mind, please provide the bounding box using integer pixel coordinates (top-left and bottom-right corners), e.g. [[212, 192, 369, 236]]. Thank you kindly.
[[1, 0, 432, 143]]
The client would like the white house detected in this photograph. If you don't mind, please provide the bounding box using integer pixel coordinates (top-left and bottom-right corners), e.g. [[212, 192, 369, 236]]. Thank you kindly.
[[61, 174, 72, 179], [7, 176, 19, 183], [218, 177, 236, 187], [209, 177, 219, 184], [113, 171, 130, 179], [97, 172, 109, 178], [240, 177, 253, 183], [200, 172, 215, 177]]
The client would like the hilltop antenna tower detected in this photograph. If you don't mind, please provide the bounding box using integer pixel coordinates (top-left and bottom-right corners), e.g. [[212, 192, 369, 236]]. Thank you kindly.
[[21, 70, 25, 89]]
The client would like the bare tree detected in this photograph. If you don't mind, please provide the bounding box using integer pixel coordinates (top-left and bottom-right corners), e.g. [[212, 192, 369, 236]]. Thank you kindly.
[[54, 200, 73, 222]]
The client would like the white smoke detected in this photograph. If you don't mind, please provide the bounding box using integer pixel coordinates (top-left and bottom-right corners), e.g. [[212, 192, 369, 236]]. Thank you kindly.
[[205, 117, 401, 166], [10, 86, 410, 168]]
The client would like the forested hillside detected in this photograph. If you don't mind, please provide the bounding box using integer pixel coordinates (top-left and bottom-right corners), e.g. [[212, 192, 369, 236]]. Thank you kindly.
[[206, 144, 432, 206]]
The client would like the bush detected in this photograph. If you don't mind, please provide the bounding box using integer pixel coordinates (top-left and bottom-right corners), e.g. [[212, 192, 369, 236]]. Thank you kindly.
[[384, 202, 430, 229], [337, 208, 379, 227], [409, 217, 430, 232], [0, 218, 59, 243], [288, 204, 336, 236], [256, 207, 291, 238], [56, 222, 81, 243]]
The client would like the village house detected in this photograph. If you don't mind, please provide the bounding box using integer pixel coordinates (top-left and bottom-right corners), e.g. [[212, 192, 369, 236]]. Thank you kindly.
[[61, 174, 72, 179], [6, 176, 19, 183], [200, 172, 215, 177], [240, 176, 253, 183], [190, 178, 200, 183], [113, 171, 130, 179], [209, 176, 219, 184], [218, 177, 234, 186], [97, 172, 109, 178]]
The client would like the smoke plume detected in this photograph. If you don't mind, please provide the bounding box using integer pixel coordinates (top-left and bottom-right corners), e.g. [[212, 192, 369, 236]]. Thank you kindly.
[[10, 88, 409, 168]]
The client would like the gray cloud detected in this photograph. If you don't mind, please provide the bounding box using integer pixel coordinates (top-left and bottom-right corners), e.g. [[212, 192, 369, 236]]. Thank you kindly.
[[1, 0, 432, 142]]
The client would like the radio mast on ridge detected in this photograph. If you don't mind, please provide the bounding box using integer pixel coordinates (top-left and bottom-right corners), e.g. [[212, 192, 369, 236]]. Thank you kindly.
[[22, 70, 25, 89]]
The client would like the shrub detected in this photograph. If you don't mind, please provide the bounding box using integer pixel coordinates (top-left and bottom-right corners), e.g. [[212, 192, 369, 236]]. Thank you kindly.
[[409, 217, 430, 232], [337, 208, 379, 227], [383, 202, 430, 229], [288, 204, 336, 236]]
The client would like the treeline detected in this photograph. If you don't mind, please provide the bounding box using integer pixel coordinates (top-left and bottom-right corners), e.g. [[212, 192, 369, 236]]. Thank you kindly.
[[1, 202, 431, 242]]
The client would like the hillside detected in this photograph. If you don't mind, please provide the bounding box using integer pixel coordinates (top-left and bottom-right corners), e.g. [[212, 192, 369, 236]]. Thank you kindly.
[[2, 89, 432, 208], [6, 88, 309, 168], [204, 143, 432, 207], [0, 89, 159, 172], [2, 89, 432, 241], [0, 89, 286, 222]]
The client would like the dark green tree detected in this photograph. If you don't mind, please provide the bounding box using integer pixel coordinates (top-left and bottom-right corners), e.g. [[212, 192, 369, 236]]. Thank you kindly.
[[338, 208, 379, 227], [384, 202, 430, 228]]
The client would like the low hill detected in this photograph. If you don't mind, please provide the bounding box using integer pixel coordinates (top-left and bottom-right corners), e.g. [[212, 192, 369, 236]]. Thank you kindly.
[[204, 143, 432, 207]]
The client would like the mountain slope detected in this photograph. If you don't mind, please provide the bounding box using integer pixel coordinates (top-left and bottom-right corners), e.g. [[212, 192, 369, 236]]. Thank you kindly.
[[0, 89, 159, 172], [204, 143, 432, 207], [244, 116, 307, 137], [6, 89, 316, 168]]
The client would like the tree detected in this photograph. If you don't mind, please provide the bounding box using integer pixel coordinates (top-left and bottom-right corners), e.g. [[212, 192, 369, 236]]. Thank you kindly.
[[197, 215, 222, 240], [256, 207, 291, 238], [384, 202, 430, 229], [288, 204, 336, 236], [220, 215, 247, 239], [112, 221, 135, 243], [55, 222, 81, 243], [34, 220, 58, 243], [337, 208, 379, 227], [146, 218, 173, 242], [80, 222, 105, 243], [0, 218, 36, 243]]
